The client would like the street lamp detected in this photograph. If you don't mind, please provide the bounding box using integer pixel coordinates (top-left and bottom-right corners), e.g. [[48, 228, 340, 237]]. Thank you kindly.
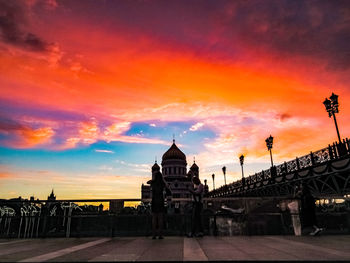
[[212, 173, 215, 190], [265, 135, 274, 167], [323, 93, 341, 143], [239, 154, 244, 179], [222, 166, 227, 185]]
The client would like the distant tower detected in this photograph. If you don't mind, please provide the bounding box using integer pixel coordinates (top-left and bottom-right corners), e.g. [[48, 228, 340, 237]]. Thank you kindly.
[[141, 161, 159, 200], [189, 157, 199, 178], [204, 179, 209, 195], [48, 189, 56, 201], [152, 160, 160, 179]]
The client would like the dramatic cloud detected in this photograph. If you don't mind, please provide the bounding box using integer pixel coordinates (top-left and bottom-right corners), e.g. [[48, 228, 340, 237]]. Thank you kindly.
[[1, 0, 350, 198], [0, 118, 54, 148], [64, 0, 350, 71], [0, 0, 63, 67], [220, 0, 350, 70], [0, 0, 47, 51]]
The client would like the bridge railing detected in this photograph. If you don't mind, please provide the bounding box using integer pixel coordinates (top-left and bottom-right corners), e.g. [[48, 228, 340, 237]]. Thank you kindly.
[[208, 138, 350, 197], [0, 198, 247, 238], [1, 196, 349, 238]]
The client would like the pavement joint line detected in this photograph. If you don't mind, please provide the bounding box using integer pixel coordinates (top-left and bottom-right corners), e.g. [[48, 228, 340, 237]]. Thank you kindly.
[[218, 236, 255, 259], [183, 237, 208, 261], [265, 236, 350, 257], [0, 240, 29, 245], [89, 237, 151, 262], [18, 238, 111, 262], [219, 236, 297, 260], [249, 236, 301, 260], [134, 238, 160, 261]]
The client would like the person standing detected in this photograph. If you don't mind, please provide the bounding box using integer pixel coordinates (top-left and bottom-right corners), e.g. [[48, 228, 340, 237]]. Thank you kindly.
[[188, 176, 204, 237], [288, 185, 302, 236], [147, 171, 171, 239], [296, 182, 323, 236]]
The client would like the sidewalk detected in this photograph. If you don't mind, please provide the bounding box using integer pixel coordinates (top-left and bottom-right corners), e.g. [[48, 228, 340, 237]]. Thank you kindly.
[[1, 235, 350, 261]]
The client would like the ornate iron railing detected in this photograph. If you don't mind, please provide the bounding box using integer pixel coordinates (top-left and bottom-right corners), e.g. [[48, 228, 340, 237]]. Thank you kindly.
[[208, 138, 350, 198], [1, 196, 349, 238], [0, 197, 290, 238]]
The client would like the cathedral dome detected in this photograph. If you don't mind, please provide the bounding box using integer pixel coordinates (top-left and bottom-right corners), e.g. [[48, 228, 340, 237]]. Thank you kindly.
[[162, 141, 186, 161]]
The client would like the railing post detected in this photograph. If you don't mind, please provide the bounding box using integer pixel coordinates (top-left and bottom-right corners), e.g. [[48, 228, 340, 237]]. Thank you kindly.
[[328, 144, 334, 159], [343, 139, 349, 155], [333, 143, 339, 159], [310, 151, 315, 165], [296, 157, 300, 170], [338, 139, 348, 157], [284, 161, 288, 173], [109, 215, 114, 237], [270, 166, 277, 179], [77, 216, 82, 238]]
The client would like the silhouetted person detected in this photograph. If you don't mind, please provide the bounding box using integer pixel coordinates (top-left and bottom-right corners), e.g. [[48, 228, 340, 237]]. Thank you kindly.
[[147, 171, 171, 239], [188, 176, 204, 237], [295, 182, 323, 235]]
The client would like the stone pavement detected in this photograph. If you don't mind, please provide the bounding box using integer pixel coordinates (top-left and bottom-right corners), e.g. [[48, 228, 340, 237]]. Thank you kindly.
[[0, 235, 350, 261]]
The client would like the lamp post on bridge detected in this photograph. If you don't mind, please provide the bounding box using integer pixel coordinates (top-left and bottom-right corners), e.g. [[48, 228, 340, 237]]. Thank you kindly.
[[212, 173, 215, 190], [222, 166, 227, 186], [266, 135, 277, 178], [239, 154, 245, 186], [265, 135, 274, 167], [239, 155, 244, 179], [323, 93, 341, 144]]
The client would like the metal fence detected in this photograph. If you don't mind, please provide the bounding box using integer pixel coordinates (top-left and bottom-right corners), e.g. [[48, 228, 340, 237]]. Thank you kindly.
[[1, 197, 349, 238], [208, 139, 350, 198]]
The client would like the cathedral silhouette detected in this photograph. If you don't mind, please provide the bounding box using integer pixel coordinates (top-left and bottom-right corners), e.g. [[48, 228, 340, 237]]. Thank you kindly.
[[141, 139, 208, 212]]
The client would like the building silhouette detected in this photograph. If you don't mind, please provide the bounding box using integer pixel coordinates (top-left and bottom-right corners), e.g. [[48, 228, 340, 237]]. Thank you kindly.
[[110, 200, 124, 214], [48, 189, 56, 201], [141, 139, 207, 212]]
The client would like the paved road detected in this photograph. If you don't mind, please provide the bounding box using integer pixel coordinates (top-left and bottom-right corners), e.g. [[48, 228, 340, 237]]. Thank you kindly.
[[0, 235, 350, 261]]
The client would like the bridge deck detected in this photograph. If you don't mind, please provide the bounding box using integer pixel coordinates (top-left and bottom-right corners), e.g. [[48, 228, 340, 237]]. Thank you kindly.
[[1, 235, 350, 261]]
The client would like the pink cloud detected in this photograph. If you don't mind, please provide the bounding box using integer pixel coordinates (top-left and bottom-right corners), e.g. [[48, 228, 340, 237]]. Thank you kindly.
[[58, 120, 168, 150]]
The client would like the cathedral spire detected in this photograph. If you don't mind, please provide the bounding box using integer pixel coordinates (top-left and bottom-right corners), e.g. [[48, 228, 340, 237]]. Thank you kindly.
[[48, 188, 56, 201], [172, 133, 175, 144]]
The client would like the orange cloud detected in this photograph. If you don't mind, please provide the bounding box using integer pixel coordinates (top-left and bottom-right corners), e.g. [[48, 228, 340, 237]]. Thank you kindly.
[[0, 119, 54, 149], [0, 172, 11, 178]]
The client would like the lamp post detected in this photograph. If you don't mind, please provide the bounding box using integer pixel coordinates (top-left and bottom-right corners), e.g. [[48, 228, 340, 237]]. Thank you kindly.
[[323, 93, 341, 143], [239, 155, 244, 179], [212, 173, 215, 190], [222, 166, 227, 186], [265, 135, 274, 167]]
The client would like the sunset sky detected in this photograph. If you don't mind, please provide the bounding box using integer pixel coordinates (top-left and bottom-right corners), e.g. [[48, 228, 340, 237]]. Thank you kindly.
[[1, 0, 350, 199]]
